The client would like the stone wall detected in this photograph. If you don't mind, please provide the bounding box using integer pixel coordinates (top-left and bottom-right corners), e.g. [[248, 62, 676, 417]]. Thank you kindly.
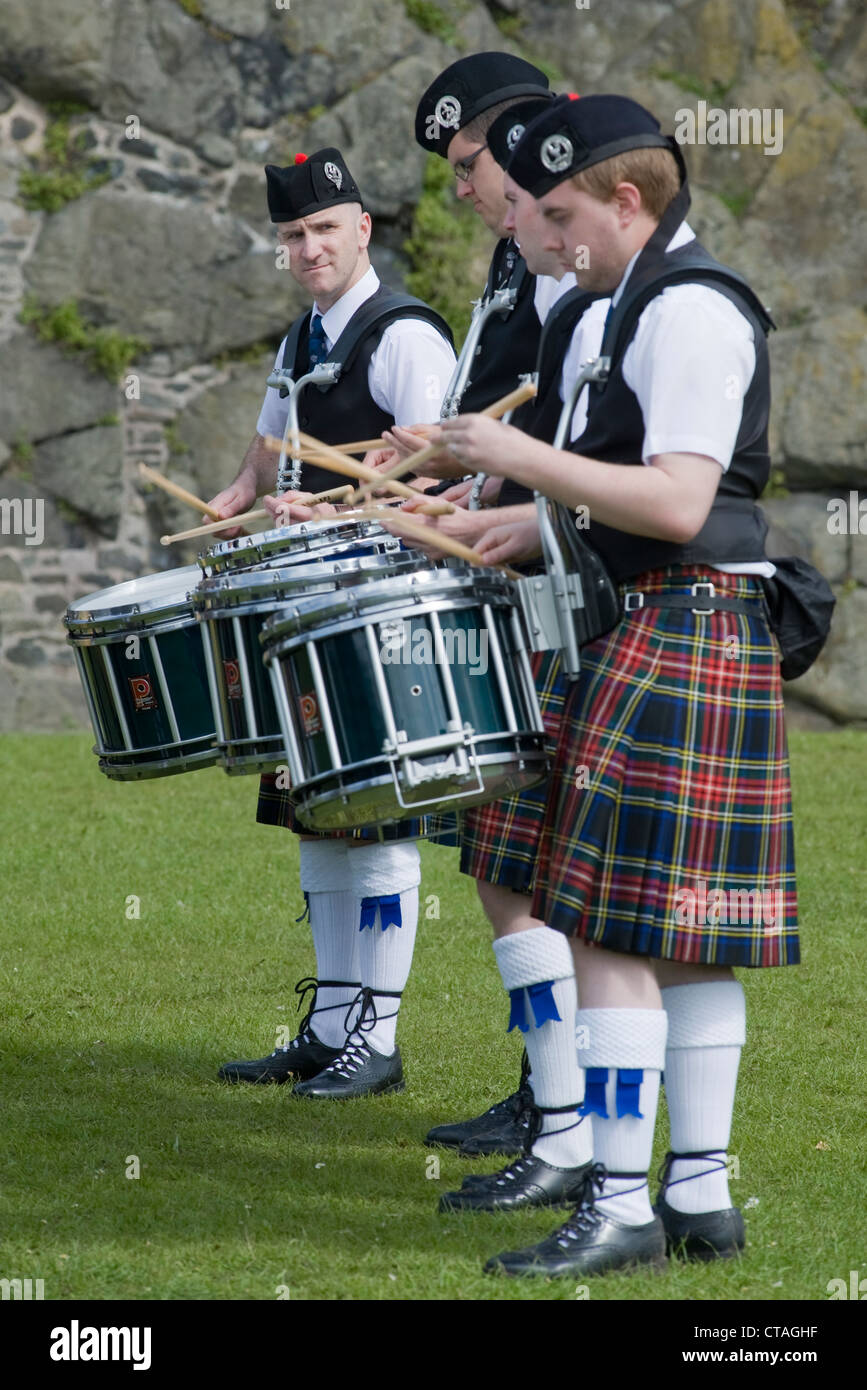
[[1, 0, 865, 731]]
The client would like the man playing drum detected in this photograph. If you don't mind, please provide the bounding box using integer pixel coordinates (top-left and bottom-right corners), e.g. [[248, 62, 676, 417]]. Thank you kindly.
[[397, 58, 608, 1159], [207, 149, 456, 1100], [425, 94, 797, 1277]]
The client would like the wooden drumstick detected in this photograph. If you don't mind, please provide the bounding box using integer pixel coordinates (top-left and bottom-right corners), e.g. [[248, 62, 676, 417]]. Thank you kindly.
[[261, 431, 454, 516], [159, 483, 406, 544], [160, 509, 271, 545], [308, 426, 433, 455], [137, 462, 223, 520], [350, 381, 538, 505], [360, 505, 522, 582]]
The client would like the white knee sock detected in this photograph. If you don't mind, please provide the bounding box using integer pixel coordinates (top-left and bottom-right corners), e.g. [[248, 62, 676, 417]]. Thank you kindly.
[[577, 1007, 668, 1226], [493, 928, 593, 1170], [348, 842, 421, 1057], [661, 981, 746, 1214], [298, 840, 360, 1049]]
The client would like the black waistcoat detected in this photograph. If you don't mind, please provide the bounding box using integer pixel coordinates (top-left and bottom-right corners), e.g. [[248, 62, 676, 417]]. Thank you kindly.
[[572, 185, 775, 583], [499, 285, 600, 507], [277, 282, 452, 495], [458, 238, 541, 416]]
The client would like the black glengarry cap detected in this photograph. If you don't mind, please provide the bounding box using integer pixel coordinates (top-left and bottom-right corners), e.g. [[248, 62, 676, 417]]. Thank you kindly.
[[265, 147, 363, 223], [507, 94, 684, 197], [415, 51, 551, 158]]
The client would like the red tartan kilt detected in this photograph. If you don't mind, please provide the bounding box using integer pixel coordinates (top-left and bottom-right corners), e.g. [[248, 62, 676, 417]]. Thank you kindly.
[[531, 566, 798, 968], [458, 647, 567, 894]]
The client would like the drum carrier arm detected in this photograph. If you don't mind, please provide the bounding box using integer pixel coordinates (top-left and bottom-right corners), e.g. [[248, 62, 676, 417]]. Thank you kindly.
[[512, 355, 611, 679], [266, 362, 342, 495]]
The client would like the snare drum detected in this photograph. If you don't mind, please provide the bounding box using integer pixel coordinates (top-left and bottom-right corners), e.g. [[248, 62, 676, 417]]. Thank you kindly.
[[66, 567, 218, 780], [260, 564, 548, 830], [198, 517, 400, 579], [193, 548, 421, 774]]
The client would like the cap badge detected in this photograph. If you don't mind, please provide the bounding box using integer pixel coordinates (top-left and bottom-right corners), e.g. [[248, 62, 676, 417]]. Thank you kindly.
[[540, 133, 573, 173], [323, 161, 343, 189], [506, 122, 525, 151], [434, 94, 462, 130]]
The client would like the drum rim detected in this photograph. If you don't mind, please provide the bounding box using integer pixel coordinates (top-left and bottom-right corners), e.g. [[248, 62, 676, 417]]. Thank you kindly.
[[260, 566, 517, 651], [191, 552, 425, 616], [65, 565, 201, 632], [198, 518, 394, 574]]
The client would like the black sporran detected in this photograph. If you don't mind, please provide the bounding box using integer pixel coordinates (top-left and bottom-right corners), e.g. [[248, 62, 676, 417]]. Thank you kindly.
[[761, 556, 835, 681]]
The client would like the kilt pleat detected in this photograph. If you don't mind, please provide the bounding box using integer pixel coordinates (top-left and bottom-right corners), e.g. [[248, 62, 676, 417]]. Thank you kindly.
[[459, 647, 567, 894], [531, 567, 799, 967]]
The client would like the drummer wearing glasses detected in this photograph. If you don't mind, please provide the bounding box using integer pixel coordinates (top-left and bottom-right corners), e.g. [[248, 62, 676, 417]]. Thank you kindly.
[[209, 150, 458, 1101]]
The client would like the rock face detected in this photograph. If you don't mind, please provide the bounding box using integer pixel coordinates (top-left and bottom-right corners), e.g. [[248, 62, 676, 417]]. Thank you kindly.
[[0, 0, 866, 730]]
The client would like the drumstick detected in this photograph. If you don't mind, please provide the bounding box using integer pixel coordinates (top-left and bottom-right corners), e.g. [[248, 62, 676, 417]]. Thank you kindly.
[[350, 380, 538, 505], [261, 431, 454, 515], [160, 509, 271, 545], [158, 484, 432, 545], [360, 505, 523, 582], [137, 462, 223, 520], [319, 428, 433, 454]]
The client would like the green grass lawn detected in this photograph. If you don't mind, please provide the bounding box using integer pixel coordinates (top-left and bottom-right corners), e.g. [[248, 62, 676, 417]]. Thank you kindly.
[[0, 731, 864, 1301]]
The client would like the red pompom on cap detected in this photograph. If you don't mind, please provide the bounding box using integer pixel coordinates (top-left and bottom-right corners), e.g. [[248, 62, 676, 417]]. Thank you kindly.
[[294, 152, 308, 164], [567, 92, 580, 101]]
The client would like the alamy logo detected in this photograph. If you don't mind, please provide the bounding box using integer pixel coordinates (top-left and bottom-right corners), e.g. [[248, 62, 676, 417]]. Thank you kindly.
[[674, 880, 783, 928], [50, 1320, 152, 1371], [1, 1277, 44, 1299], [674, 102, 784, 156], [0, 497, 44, 545], [379, 620, 488, 675]]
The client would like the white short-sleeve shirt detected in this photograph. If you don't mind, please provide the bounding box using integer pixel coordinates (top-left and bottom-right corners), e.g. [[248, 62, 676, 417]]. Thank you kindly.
[[560, 223, 772, 576], [256, 265, 457, 439]]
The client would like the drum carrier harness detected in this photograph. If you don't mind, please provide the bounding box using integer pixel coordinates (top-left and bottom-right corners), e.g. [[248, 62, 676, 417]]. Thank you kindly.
[[266, 283, 452, 495]]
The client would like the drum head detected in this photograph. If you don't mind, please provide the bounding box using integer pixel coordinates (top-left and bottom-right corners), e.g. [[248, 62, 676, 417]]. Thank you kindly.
[[66, 566, 201, 628]]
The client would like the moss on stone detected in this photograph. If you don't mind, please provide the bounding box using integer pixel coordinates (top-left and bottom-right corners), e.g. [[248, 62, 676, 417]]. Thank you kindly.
[[18, 296, 148, 383], [402, 154, 483, 343], [164, 423, 191, 457], [653, 69, 734, 105], [403, 0, 458, 43], [718, 188, 753, 220], [18, 105, 112, 213]]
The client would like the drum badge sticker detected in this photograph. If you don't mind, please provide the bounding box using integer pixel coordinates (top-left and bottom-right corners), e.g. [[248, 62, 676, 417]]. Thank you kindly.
[[434, 95, 462, 131], [299, 693, 322, 736], [129, 675, 157, 712], [540, 133, 574, 174], [223, 659, 242, 701], [323, 161, 343, 190]]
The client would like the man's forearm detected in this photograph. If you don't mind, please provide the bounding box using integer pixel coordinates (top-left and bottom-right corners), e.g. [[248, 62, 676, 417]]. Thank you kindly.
[[235, 433, 278, 499]]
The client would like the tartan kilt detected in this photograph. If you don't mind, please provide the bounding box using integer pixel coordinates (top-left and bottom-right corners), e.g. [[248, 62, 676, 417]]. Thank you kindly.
[[531, 566, 799, 968], [256, 774, 459, 845], [459, 647, 568, 894]]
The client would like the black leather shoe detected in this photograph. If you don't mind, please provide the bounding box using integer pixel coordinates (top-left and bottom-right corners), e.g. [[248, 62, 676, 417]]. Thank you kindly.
[[426, 1087, 533, 1157], [218, 975, 358, 1084], [293, 1037, 404, 1099], [656, 1196, 745, 1260], [426, 1052, 532, 1157], [439, 1154, 592, 1213], [218, 1029, 342, 1084], [485, 1206, 667, 1278], [654, 1150, 745, 1260]]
